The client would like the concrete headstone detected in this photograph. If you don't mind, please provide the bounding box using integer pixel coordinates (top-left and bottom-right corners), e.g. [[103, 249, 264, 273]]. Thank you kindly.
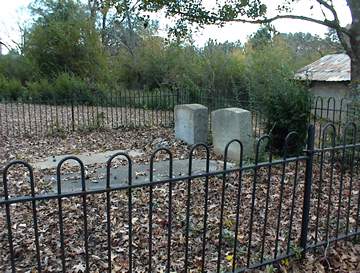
[[211, 108, 254, 160], [175, 104, 208, 145]]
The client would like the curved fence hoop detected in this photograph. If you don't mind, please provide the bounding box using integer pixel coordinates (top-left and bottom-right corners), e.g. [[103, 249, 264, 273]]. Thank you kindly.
[[326, 97, 336, 121], [188, 143, 210, 174], [255, 135, 272, 164], [150, 148, 173, 182], [2, 160, 41, 273], [342, 122, 358, 145], [321, 123, 337, 148], [314, 96, 324, 118], [283, 131, 300, 159], [56, 156, 86, 193], [2, 161, 35, 200], [224, 139, 243, 169], [106, 152, 132, 187]]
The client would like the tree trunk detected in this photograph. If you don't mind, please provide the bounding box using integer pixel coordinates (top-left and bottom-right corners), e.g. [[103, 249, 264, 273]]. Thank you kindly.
[[350, 61, 360, 101], [348, 19, 360, 125], [350, 25, 360, 82], [350, 49, 360, 84], [88, 0, 98, 22], [348, 0, 360, 96], [101, 12, 107, 45]]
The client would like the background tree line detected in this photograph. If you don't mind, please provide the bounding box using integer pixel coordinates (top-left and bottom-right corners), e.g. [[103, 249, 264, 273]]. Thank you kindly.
[[0, 0, 341, 102]]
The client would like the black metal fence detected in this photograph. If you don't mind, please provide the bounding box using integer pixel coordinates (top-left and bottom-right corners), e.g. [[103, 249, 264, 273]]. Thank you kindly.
[[0, 91, 358, 142], [0, 90, 264, 138], [1, 123, 359, 272], [0, 90, 178, 137], [311, 96, 360, 145]]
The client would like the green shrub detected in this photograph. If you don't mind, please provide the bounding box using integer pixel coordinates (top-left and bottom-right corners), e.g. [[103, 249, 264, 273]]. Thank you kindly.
[[26, 73, 108, 104], [26, 79, 53, 101], [262, 83, 311, 154], [0, 52, 38, 83], [25, 0, 107, 81], [177, 77, 203, 102], [246, 42, 311, 154], [0, 75, 26, 100], [52, 73, 91, 102]]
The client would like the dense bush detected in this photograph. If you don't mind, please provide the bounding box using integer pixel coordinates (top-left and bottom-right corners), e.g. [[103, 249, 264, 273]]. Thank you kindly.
[[0, 75, 26, 100], [26, 79, 53, 100], [52, 73, 93, 102], [0, 53, 38, 83], [262, 83, 311, 154], [24, 0, 107, 82], [246, 40, 311, 153], [0, 73, 109, 104]]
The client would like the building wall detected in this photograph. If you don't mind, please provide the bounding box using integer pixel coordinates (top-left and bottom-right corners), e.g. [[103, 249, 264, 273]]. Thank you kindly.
[[310, 81, 351, 122]]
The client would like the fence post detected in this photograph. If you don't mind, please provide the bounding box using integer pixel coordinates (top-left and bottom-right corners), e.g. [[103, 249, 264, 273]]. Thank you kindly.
[[299, 124, 315, 257], [176, 88, 180, 105], [71, 98, 75, 132]]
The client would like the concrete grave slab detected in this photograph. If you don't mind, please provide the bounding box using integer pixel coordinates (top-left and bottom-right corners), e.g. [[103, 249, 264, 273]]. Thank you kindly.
[[46, 159, 230, 193], [32, 149, 145, 170], [175, 104, 208, 145]]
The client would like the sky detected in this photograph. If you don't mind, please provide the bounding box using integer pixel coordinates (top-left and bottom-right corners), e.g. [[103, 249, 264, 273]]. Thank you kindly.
[[0, 0, 352, 53]]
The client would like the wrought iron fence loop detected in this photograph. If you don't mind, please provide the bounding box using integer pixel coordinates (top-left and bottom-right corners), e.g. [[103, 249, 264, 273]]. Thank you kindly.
[[105, 152, 133, 272], [2, 161, 41, 273], [326, 97, 336, 122], [3, 161, 35, 196], [150, 147, 173, 181], [343, 122, 358, 145], [106, 152, 132, 187], [56, 156, 86, 192], [217, 139, 243, 273], [55, 156, 88, 273], [224, 139, 244, 168], [255, 135, 272, 163], [321, 123, 337, 148], [148, 148, 173, 272], [149, 147, 173, 273], [283, 131, 300, 158]]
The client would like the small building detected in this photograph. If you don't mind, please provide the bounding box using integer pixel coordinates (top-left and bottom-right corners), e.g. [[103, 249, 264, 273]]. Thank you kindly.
[[295, 53, 350, 100], [295, 53, 351, 121]]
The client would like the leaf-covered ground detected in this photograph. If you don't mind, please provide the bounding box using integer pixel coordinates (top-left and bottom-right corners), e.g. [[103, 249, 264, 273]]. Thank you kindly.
[[272, 240, 360, 273], [0, 127, 359, 273]]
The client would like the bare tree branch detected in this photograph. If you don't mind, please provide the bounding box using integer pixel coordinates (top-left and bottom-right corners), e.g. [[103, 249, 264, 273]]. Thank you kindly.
[[177, 11, 351, 37], [315, 0, 353, 57], [315, 0, 337, 16], [0, 41, 12, 52]]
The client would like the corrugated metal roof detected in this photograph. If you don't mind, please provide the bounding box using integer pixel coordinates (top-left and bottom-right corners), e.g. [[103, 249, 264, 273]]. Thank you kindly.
[[295, 53, 350, 82]]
